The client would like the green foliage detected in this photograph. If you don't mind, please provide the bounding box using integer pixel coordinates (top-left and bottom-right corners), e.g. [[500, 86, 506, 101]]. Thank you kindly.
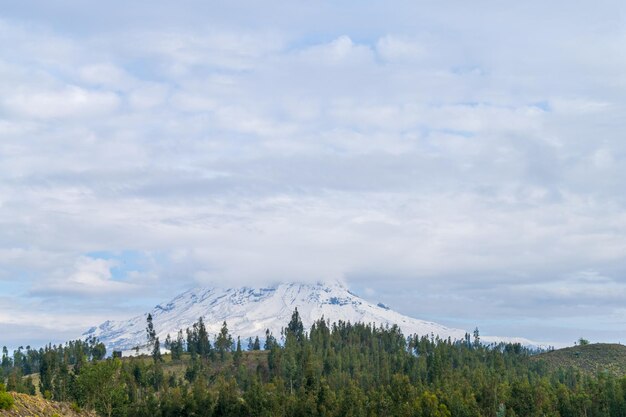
[[215, 321, 233, 360], [76, 358, 128, 417], [286, 307, 304, 345], [146, 313, 162, 363], [0, 390, 14, 410], [71, 401, 82, 412], [533, 343, 626, 375], [1, 346, 11, 380], [2, 311, 626, 417]]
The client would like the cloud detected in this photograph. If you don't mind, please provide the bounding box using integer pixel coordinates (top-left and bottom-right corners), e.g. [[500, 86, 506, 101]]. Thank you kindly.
[[126, 30, 285, 75], [78, 63, 133, 88], [0, 0, 625, 347], [298, 36, 373, 66], [3, 86, 120, 119], [376, 35, 426, 63], [31, 256, 138, 296]]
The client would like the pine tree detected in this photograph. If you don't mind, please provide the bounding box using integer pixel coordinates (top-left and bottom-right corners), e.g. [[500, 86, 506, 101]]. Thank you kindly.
[[234, 337, 242, 368], [1, 347, 11, 378], [264, 329, 276, 350], [196, 317, 211, 358], [286, 308, 304, 344], [170, 329, 184, 360], [146, 314, 161, 362], [215, 321, 233, 360], [152, 337, 162, 363], [146, 314, 156, 348], [472, 327, 480, 349]]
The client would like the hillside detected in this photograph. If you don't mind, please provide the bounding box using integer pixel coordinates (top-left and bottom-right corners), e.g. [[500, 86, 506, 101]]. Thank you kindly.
[[3, 318, 625, 416], [532, 343, 626, 375], [0, 392, 96, 417]]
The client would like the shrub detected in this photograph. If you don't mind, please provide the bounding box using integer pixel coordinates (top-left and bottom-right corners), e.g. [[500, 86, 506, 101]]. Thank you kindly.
[[0, 391, 14, 410]]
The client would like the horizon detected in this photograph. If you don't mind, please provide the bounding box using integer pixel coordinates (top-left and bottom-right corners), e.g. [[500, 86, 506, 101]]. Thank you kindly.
[[13, 280, 560, 354], [1, 1, 626, 351], [0, 280, 590, 353]]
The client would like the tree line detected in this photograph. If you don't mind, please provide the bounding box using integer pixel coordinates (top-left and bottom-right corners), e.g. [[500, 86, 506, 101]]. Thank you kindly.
[[1, 309, 626, 416]]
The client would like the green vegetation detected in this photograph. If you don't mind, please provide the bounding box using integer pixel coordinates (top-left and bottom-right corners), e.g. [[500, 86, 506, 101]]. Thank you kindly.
[[533, 343, 626, 375], [0, 382, 14, 410], [2, 312, 626, 416]]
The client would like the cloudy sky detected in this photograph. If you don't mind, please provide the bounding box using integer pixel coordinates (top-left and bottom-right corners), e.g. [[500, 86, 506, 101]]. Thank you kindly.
[[1, 0, 625, 349]]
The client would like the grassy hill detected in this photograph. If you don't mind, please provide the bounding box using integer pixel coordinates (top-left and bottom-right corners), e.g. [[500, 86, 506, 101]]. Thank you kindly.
[[0, 392, 97, 417], [532, 343, 626, 375]]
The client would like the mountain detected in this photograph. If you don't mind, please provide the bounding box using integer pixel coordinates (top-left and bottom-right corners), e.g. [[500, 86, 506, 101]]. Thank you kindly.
[[532, 343, 626, 375], [84, 282, 536, 353]]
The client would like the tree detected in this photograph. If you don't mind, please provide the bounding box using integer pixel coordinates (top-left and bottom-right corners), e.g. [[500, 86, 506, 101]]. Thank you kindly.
[[196, 317, 211, 358], [0, 382, 14, 411], [92, 341, 106, 361], [146, 314, 157, 348], [146, 314, 161, 362], [39, 348, 56, 398], [0, 392, 13, 411], [152, 337, 162, 363], [86, 336, 106, 361], [215, 321, 233, 360], [169, 329, 185, 360], [264, 329, 277, 350], [76, 359, 128, 417], [418, 391, 452, 417], [286, 308, 305, 345], [472, 327, 480, 348], [1, 347, 11, 379], [4, 310, 626, 416], [577, 337, 590, 346], [233, 337, 243, 367]]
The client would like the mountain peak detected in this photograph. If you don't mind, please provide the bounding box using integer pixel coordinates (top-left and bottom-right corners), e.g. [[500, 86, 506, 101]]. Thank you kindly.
[[85, 281, 538, 352]]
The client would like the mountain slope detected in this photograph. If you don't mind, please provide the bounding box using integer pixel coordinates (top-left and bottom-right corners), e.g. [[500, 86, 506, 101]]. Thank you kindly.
[[85, 282, 536, 352], [532, 343, 626, 375], [0, 392, 97, 417]]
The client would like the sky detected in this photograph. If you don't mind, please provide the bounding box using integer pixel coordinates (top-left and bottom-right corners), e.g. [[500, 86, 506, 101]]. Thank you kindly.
[[1, 0, 625, 349]]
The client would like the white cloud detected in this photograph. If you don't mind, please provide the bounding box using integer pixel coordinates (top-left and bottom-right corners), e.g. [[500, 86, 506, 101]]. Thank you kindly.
[[1, 0, 625, 347], [376, 35, 426, 62], [78, 63, 133, 88], [298, 36, 373, 66], [129, 30, 285, 74], [32, 257, 138, 296], [4, 86, 120, 119], [551, 98, 612, 115]]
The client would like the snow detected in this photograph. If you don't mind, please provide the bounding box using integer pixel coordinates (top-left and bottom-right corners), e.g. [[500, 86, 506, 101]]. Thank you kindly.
[[84, 281, 540, 352]]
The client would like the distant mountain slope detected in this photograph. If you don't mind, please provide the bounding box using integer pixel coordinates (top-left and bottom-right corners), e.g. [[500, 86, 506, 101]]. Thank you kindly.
[[0, 392, 97, 417], [84, 282, 537, 352], [532, 343, 626, 375]]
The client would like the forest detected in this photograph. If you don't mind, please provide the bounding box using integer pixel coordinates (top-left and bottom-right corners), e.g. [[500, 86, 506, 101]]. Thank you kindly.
[[2, 310, 626, 417]]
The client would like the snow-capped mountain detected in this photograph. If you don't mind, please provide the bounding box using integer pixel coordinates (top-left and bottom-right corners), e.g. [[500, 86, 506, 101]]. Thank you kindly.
[[84, 282, 536, 352]]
